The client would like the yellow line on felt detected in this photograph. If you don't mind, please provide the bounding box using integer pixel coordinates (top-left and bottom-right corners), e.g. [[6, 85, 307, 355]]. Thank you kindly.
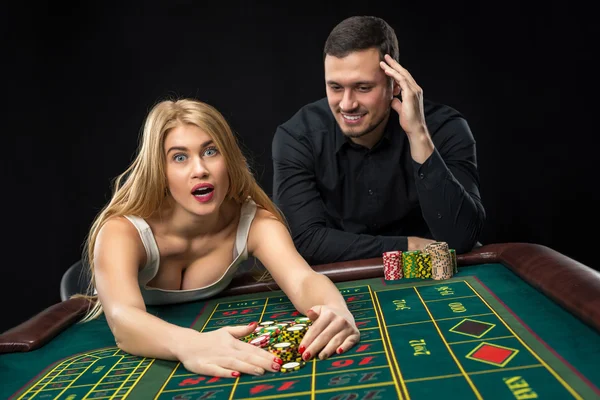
[[448, 335, 514, 345], [464, 281, 583, 400], [227, 297, 271, 400], [235, 391, 313, 400], [402, 364, 544, 384], [212, 304, 283, 312], [385, 313, 494, 328], [19, 353, 97, 398], [311, 352, 317, 400], [375, 279, 469, 293], [165, 365, 394, 391], [209, 312, 264, 321], [414, 287, 483, 399], [236, 383, 396, 400], [81, 355, 125, 399], [154, 302, 225, 400], [32, 354, 100, 400], [317, 381, 397, 394], [111, 359, 155, 400], [372, 287, 409, 400], [468, 364, 544, 376], [424, 295, 478, 303]]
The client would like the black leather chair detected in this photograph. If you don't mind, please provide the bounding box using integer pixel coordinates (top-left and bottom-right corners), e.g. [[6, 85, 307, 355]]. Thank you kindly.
[[60, 260, 91, 301]]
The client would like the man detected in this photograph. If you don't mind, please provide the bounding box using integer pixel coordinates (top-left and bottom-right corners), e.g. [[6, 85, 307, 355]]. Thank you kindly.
[[272, 16, 485, 266]]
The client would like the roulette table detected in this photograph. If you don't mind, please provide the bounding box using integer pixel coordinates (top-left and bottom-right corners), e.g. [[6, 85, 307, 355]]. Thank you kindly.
[[1, 242, 599, 399]]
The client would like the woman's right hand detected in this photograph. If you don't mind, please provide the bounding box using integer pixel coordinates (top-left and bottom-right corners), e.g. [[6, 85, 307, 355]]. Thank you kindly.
[[177, 321, 283, 378]]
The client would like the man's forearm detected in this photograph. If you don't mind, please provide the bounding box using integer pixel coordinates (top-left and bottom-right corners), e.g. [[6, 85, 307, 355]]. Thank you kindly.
[[414, 149, 485, 253], [294, 225, 407, 265]]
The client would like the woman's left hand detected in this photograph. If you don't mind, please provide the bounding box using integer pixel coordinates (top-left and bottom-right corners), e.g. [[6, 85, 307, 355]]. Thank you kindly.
[[297, 305, 360, 361]]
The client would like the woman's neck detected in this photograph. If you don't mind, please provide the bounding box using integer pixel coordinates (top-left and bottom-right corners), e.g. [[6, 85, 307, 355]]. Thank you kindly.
[[152, 198, 239, 239]]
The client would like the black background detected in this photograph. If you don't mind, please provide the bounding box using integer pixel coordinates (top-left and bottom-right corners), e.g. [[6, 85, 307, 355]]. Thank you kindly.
[[2, 3, 597, 334]]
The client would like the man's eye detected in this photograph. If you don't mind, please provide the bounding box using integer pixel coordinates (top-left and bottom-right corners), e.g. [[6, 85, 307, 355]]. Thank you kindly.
[[358, 87, 371, 92], [204, 147, 219, 157], [174, 154, 187, 162]]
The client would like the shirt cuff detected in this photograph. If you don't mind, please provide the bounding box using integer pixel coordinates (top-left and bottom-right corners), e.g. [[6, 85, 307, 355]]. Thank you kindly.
[[412, 148, 449, 190]]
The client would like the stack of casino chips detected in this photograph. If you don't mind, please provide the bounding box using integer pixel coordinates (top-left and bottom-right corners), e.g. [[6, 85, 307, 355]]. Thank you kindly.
[[402, 250, 420, 278], [382, 242, 458, 281], [240, 317, 313, 373], [383, 250, 402, 280], [449, 249, 458, 274], [423, 242, 454, 280]]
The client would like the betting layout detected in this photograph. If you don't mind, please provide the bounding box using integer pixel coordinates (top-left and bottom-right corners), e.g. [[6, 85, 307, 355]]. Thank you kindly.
[[10, 277, 596, 400]]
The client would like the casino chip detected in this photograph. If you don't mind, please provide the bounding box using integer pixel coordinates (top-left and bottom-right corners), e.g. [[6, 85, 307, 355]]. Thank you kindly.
[[281, 361, 305, 373], [242, 318, 312, 373]]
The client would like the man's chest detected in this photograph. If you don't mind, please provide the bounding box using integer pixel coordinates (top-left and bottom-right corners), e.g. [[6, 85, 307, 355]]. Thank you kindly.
[[315, 149, 420, 227]]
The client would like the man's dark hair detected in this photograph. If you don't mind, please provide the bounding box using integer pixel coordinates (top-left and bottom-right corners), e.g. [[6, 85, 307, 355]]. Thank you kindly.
[[324, 16, 399, 62]]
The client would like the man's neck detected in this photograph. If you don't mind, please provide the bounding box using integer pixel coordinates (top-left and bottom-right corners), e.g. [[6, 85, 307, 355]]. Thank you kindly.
[[349, 112, 391, 149]]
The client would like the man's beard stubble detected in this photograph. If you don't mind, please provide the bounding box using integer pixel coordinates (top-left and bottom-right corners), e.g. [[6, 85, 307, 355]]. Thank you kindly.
[[340, 108, 390, 139]]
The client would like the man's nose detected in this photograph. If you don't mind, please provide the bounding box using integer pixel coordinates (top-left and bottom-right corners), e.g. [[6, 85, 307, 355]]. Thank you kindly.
[[340, 89, 357, 112]]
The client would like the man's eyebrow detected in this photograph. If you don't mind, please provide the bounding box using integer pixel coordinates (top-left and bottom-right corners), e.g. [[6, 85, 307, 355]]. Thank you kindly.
[[166, 140, 214, 155], [326, 80, 376, 86]]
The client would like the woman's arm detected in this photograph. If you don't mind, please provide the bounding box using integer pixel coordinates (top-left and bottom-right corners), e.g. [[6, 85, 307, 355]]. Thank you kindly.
[[94, 217, 280, 377], [248, 209, 360, 360]]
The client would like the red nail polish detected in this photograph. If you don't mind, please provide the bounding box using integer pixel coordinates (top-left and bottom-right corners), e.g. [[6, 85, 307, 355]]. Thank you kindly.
[[273, 363, 281, 370], [274, 357, 283, 365], [231, 371, 240, 377], [337, 347, 344, 354], [303, 351, 311, 361], [247, 321, 257, 326], [298, 345, 306, 354]]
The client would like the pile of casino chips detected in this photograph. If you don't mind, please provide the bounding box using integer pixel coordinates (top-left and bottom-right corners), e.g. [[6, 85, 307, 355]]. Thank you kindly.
[[240, 317, 312, 373], [383, 241, 457, 281]]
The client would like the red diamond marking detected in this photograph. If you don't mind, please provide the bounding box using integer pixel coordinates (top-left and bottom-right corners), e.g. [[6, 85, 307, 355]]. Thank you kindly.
[[472, 344, 514, 364]]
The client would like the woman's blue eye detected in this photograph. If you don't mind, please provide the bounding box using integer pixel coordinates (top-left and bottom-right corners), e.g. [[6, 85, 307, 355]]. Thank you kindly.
[[204, 147, 219, 157], [174, 154, 187, 162]]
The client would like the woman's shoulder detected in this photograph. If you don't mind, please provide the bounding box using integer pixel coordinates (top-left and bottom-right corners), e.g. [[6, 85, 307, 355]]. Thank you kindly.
[[246, 206, 288, 253], [94, 216, 148, 267], [100, 216, 144, 240]]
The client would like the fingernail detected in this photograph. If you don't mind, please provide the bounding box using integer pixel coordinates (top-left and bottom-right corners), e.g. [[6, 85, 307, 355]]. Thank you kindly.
[[272, 362, 280, 370], [337, 347, 344, 354], [274, 357, 283, 365], [248, 321, 257, 326], [303, 351, 311, 361], [231, 371, 240, 377], [298, 345, 306, 354]]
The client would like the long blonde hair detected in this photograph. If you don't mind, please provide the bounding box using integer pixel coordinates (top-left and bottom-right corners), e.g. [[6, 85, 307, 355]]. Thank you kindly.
[[78, 99, 284, 321]]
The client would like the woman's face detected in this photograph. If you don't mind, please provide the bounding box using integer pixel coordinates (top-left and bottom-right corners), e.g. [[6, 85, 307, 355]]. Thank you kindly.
[[164, 123, 229, 217]]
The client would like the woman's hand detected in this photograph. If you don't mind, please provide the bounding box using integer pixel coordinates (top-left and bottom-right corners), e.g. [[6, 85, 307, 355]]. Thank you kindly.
[[177, 322, 283, 377], [297, 305, 360, 361]]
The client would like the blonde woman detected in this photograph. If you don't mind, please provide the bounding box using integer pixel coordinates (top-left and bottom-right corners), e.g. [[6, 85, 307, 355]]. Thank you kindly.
[[80, 98, 359, 378]]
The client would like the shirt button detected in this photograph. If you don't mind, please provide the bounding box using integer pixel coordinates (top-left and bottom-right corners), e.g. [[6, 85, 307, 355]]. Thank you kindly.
[[368, 189, 374, 195], [419, 173, 425, 179], [437, 213, 442, 219]]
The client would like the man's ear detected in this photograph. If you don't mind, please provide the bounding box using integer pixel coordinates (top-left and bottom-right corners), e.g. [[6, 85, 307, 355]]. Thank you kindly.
[[392, 81, 401, 97]]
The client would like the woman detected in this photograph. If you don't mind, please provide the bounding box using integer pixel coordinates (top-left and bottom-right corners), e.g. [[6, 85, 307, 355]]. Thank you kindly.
[[80, 98, 360, 378]]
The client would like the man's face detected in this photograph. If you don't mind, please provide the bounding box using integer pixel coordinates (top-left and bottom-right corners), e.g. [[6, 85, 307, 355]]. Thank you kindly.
[[325, 48, 396, 141]]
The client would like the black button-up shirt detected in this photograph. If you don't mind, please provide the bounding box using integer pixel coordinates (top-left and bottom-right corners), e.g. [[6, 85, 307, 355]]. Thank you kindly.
[[272, 97, 485, 265]]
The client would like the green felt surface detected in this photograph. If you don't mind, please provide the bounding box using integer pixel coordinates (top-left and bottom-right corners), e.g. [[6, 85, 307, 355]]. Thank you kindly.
[[1, 263, 599, 400]]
